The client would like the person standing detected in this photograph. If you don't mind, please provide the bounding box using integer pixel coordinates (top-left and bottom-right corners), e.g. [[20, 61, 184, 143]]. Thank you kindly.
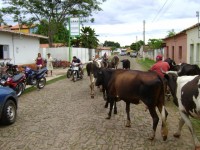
[[46, 53, 53, 76], [35, 53, 43, 70]]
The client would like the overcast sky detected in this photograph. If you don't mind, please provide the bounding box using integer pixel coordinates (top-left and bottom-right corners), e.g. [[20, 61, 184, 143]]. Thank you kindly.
[[1, 0, 200, 47], [86, 0, 200, 46]]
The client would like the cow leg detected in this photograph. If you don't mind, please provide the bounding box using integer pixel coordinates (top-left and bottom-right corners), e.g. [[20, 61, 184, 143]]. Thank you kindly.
[[178, 111, 200, 149], [114, 101, 117, 114], [106, 97, 114, 119], [89, 74, 95, 98], [125, 102, 131, 127], [104, 101, 109, 108], [148, 107, 159, 140], [159, 106, 168, 141], [173, 117, 185, 138]]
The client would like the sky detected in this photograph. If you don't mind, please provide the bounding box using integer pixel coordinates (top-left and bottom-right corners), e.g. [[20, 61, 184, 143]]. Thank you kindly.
[[85, 0, 200, 46], [1, 0, 200, 47]]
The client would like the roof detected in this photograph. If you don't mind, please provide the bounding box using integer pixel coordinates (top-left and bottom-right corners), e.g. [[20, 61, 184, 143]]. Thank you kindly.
[[0, 28, 48, 39], [10, 24, 36, 30], [163, 23, 199, 40]]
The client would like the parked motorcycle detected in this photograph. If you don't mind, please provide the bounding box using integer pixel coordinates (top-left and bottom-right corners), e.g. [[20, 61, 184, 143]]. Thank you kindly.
[[6, 63, 20, 76], [66, 64, 73, 78], [0, 73, 26, 97], [70, 63, 83, 82], [22, 66, 48, 89]]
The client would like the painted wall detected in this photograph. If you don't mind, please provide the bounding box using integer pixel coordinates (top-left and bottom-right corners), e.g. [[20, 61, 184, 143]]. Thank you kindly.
[[0, 32, 40, 65], [40, 47, 95, 64], [164, 33, 187, 64], [186, 27, 200, 65]]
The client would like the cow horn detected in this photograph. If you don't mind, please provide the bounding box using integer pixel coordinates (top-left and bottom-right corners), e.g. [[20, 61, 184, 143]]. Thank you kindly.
[[160, 68, 166, 74]]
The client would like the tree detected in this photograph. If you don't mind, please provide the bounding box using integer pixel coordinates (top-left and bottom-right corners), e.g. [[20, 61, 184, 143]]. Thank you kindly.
[[166, 29, 176, 37], [0, 0, 106, 46], [130, 40, 144, 51], [103, 41, 120, 48], [148, 39, 163, 49], [80, 26, 99, 49]]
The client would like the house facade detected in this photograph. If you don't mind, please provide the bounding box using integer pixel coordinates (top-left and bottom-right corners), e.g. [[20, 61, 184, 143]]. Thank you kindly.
[[0, 29, 48, 65], [163, 32, 187, 64], [186, 24, 200, 65], [163, 23, 200, 65]]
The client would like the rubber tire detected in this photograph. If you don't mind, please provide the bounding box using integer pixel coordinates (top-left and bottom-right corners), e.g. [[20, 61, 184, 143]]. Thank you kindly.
[[1, 100, 17, 125], [15, 82, 24, 97], [73, 71, 77, 82], [37, 77, 46, 89], [66, 70, 71, 78]]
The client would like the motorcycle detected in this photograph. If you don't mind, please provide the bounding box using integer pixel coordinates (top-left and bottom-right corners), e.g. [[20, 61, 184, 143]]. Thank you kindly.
[[6, 63, 20, 76], [66, 64, 73, 78], [70, 63, 83, 82], [0, 73, 26, 97], [22, 66, 48, 89]]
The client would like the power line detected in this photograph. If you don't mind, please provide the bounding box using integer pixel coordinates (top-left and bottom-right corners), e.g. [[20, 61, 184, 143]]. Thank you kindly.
[[152, 0, 169, 22]]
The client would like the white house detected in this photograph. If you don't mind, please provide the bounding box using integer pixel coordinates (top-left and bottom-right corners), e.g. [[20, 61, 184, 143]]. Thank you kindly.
[[0, 29, 48, 65], [186, 24, 200, 65]]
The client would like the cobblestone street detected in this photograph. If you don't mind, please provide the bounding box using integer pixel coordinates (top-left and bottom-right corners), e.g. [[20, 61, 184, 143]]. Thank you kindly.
[[0, 56, 195, 150]]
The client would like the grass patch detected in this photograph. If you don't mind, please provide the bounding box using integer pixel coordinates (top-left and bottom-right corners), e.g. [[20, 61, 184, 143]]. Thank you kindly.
[[23, 75, 66, 95], [136, 58, 155, 71]]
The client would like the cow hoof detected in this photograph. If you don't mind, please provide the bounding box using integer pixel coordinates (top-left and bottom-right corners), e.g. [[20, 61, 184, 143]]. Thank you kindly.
[[125, 121, 131, 127], [148, 136, 154, 141], [114, 110, 117, 114], [106, 116, 111, 119], [91, 95, 94, 99], [162, 135, 167, 141], [173, 133, 180, 138], [104, 105, 108, 108]]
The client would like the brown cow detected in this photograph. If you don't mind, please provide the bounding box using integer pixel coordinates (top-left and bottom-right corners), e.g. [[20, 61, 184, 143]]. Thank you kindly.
[[106, 69, 168, 141], [108, 55, 119, 69]]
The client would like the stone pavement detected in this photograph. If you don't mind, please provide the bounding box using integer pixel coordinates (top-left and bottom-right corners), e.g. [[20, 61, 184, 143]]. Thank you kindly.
[[0, 57, 196, 150]]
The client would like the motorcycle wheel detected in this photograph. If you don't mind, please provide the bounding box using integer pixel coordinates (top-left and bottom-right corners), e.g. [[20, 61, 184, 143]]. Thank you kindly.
[[15, 82, 24, 97], [37, 77, 46, 89], [66, 70, 71, 78], [73, 71, 77, 82], [1, 100, 17, 125], [79, 71, 83, 79]]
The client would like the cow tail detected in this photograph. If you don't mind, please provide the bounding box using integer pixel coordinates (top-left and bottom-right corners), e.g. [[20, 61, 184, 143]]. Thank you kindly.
[[157, 75, 168, 122], [86, 63, 91, 76]]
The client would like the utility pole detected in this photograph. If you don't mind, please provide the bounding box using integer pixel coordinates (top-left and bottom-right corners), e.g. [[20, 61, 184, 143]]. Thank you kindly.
[[196, 11, 200, 38], [143, 20, 145, 45]]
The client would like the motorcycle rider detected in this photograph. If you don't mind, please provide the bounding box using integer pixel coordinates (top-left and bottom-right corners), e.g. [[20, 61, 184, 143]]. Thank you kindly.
[[72, 56, 84, 76]]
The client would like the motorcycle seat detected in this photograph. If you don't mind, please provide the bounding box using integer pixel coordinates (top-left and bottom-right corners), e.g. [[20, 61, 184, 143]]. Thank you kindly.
[[12, 73, 25, 82]]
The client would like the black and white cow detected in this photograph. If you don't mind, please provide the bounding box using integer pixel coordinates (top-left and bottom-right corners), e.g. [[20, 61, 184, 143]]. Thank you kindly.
[[177, 63, 200, 76], [164, 72, 200, 150]]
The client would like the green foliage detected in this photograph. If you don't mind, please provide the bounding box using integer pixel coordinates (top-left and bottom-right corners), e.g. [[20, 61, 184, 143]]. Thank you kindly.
[[0, 0, 106, 45], [166, 29, 176, 37], [80, 26, 99, 49], [137, 58, 155, 71], [130, 40, 144, 51], [103, 41, 120, 48], [148, 39, 163, 50]]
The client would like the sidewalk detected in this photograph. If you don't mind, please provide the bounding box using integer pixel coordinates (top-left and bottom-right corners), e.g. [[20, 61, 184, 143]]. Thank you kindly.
[[45, 67, 68, 81]]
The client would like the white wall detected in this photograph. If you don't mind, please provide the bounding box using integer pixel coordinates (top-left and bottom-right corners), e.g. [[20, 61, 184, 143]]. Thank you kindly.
[[0, 32, 40, 65], [186, 27, 200, 65], [40, 47, 95, 64]]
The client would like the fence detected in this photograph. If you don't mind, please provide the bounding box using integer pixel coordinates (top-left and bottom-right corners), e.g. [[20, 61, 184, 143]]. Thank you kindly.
[[39, 47, 95, 64]]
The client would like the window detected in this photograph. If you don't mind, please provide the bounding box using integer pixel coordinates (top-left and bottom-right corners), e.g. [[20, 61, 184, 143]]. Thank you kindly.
[[0, 45, 9, 59], [172, 46, 174, 60], [179, 46, 182, 60]]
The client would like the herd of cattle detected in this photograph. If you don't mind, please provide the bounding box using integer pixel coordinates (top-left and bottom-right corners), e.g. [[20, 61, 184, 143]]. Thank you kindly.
[[85, 56, 200, 150]]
